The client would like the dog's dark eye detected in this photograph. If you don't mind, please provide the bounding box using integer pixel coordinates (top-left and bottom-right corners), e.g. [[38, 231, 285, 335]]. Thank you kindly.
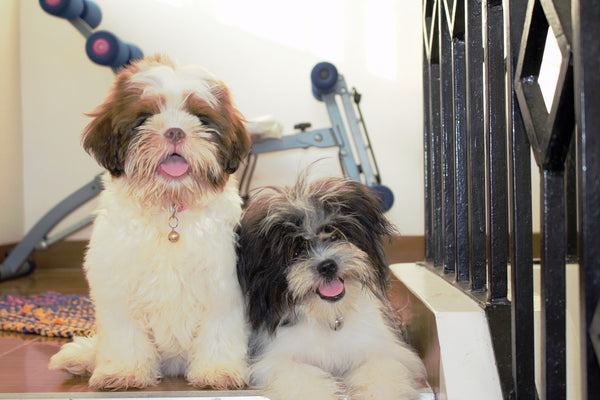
[[196, 115, 213, 126], [292, 247, 303, 259], [132, 114, 150, 129], [319, 225, 342, 243], [318, 225, 342, 243], [291, 240, 308, 260]]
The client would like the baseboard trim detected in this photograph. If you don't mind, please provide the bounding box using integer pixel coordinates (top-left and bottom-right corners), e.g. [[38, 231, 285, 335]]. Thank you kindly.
[[0, 240, 87, 270], [384, 236, 425, 264], [1, 235, 425, 270], [0, 233, 541, 270]]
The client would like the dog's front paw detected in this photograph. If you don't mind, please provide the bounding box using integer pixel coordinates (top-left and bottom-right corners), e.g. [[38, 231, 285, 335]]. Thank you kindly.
[[256, 362, 345, 400], [186, 363, 247, 389], [88, 366, 160, 390], [346, 358, 420, 400], [48, 336, 96, 376]]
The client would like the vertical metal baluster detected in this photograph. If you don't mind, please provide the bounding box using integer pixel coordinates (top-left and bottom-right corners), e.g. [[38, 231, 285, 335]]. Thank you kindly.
[[541, 13, 574, 397], [465, 0, 486, 291], [453, 36, 469, 282], [564, 138, 577, 262], [484, 2, 513, 397], [484, 0, 508, 303], [440, 3, 456, 275], [423, 0, 436, 264], [431, 11, 444, 268], [539, 169, 567, 400], [424, 46, 433, 263], [507, 0, 536, 397]]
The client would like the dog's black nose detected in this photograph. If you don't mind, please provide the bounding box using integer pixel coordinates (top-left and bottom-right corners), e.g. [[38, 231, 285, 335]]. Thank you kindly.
[[317, 259, 338, 278], [164, 128, 186, 143]]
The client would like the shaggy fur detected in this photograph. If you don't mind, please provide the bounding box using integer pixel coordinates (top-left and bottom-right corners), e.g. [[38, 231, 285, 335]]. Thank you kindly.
[[49, 55, 251, 390], [237, 174, 426, 400]]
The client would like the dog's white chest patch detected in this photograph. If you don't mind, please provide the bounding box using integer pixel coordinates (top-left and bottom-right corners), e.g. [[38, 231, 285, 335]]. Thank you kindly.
[[84, 178, 243, 366]]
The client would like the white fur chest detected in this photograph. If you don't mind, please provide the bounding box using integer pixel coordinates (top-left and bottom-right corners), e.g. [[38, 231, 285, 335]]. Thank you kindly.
[[262, 293, 397, 377], [84, 176, 243, 358]]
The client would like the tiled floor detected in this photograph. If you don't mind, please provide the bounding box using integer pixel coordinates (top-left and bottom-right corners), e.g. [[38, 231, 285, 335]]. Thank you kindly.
[[0, 268, 225, 395], [0, 252, 428, 397]]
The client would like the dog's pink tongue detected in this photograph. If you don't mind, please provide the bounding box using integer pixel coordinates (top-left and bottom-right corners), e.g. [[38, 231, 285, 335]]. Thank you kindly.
[[319, 279, 344, 297], [160, 155, 189, 177]]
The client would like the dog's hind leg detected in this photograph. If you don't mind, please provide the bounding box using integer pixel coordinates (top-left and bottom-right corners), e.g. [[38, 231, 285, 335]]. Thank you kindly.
[[49, 335, 97, 376]]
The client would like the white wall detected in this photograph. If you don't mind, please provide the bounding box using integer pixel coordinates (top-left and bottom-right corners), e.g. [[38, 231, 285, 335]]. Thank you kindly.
[[0, 0, 24, 244], [15, 0, 424, 242]]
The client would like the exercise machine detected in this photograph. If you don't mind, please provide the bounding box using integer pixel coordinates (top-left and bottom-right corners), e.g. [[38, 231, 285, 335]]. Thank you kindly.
[[240, 61, 394, 211], [39, 0, 143, 72]]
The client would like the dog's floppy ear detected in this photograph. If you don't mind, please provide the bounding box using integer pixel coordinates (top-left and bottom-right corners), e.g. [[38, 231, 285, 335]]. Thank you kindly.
[[345, 181, 395, 237], [82, 106, 128, 177], [224, 109, 251, 174], [237, 195, 291, 334], [213, 86, 251, 175], [81, 65, 143, 177], [325, 180, 396, 290]]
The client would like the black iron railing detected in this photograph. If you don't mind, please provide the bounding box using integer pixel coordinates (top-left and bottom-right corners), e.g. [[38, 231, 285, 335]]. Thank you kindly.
[[421, 0, 600, 399]]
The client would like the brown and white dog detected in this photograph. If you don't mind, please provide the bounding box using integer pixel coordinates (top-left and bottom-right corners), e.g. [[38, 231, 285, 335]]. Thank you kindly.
[[49, 55, 251, 390]]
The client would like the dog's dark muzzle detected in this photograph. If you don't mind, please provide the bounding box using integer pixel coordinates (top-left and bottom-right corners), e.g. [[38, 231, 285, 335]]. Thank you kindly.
[[317, 259, 338, 279], [316, 260, 345, 302]]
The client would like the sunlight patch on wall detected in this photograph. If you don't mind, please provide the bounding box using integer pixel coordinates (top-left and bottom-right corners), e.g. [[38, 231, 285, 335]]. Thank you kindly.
[[155, 0, 183, 7], [216, 0, 343, 61], [538, 27, 562, 112], [307, 0, 343, 61], [365, 0, 397, 80]]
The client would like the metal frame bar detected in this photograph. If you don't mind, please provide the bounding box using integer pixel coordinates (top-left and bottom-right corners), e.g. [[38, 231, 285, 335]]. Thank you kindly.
[[0, 175, 103, 281], [242, 73, 387, 199]]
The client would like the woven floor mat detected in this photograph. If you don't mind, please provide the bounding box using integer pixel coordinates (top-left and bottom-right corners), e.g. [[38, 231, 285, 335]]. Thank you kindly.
[[0, 291, 95, 338]]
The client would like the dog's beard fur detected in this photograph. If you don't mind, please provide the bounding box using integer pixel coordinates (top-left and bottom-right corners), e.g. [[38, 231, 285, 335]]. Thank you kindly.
[[237, 174, 426, 399], [285, 241, 383, 330], [122, 109, 222, 208]]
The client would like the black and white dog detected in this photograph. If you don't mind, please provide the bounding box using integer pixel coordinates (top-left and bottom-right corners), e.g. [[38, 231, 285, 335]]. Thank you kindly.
[[237, 174, 425, 400]]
